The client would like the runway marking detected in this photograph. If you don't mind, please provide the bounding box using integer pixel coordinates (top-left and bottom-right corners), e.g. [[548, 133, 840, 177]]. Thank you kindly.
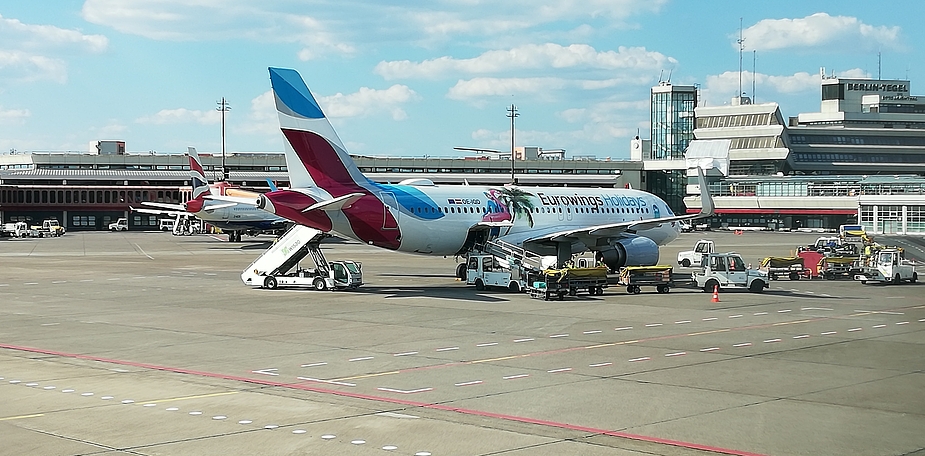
[[629, 357, 650, 362], [896, 321, 909, 325], [778, 309, 792, 313], [675, 320, 691, 324], [615, 326, 633, 331], [645, 323, 662, 327], [132, 243, 154, 260], [455, 380, 482, 387], [549, 334, 569, 338], [393, 351, 418, 357], [728, 315, 743, 319], [547, 367, 572, 373], [753, 312, 767, 316], [297, 376, 356, 387], [0, 343, 768, 456], [140, 391, 239, 404], [700, 347, 720, 352], [702, 317, 717, 321], [665, 352, 686, 357], [334, 371, 399, 381], [435, 346, 459, 352], [802, 307, 833, 311], [820, 331, 837, 335], [51, 280, 67, 284], [24, 282, 38, 285], [349, 356, 374, 362], [0, 284, 8, 287], [763, 339, 781, 343], [301, 362, 327, 367], [733, 342, 752, 347], [792, 334, 810, 339], [251, 368, 278, 376], [0, 413, 44, 421], [503, 374, 530, 380], [589, 362, 612, 367], [377, 387, 432, 394], [79, 279, 93, 282], [583, 330, 602, 334], [848, 327, 863, 332], [513, 338, 534, 342], [476, 342, 498, 347], [872, 324, 886, 329]]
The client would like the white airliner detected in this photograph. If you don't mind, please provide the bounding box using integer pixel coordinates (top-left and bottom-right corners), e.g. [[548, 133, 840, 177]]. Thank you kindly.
[[228, 67, 713, 269], [133, 147, 289, 241]]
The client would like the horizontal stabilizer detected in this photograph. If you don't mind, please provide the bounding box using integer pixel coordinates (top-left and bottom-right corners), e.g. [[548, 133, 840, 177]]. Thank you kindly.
[[141, 201, 186, 211], [130, 206, 187, 217], [201, 202, 237, 211], [302, 192, 364, 213]]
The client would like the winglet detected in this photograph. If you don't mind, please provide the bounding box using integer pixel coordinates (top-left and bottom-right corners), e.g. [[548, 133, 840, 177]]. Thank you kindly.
[[694, 166, 714, 218]]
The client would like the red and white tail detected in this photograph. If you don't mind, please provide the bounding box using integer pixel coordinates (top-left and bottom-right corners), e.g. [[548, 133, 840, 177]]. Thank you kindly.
[[188, 147, 211, 199]]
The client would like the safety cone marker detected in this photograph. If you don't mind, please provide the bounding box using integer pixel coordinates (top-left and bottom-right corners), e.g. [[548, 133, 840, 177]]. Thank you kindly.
[[711, 285, 720, 303]]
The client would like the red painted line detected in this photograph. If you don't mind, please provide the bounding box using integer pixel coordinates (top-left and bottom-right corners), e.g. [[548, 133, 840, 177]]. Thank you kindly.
[[0, 342, 767, 456]]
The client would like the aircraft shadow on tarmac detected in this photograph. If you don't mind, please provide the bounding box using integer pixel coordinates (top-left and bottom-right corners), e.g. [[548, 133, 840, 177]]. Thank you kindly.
[[335, 285, 521, 303]]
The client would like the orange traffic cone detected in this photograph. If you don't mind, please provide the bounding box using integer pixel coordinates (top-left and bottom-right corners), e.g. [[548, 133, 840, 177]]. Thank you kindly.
[[711, 285, 720, 303]]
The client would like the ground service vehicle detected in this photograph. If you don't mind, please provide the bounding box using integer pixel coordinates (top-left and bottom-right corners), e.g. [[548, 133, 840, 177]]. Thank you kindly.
[[760, 256, 810, 280], [619, 265, 674, 294], [677, 240, 714, 267], [466, 254, 526, 292], [109, 218, 128, 231], [4, 221, 43, 238], [33, 219, 65, 236], [526, 266, 608, 300], [694, 252, 768, 293], [241, 225, 362, 291], [159, 219, 175, 231], [854, 249, 917, 285]]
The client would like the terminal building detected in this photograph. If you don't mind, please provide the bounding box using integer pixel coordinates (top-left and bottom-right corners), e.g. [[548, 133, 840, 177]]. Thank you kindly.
[[3, 75, 925, 234]]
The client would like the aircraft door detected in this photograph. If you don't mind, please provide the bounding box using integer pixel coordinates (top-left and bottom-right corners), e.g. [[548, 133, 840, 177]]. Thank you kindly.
[[566, 207, 573, 222], [557, 207, 564, 222], [379, 192, 399, 230]]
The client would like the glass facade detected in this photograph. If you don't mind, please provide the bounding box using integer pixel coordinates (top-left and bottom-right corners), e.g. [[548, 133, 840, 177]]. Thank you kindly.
[[649, 86, 697, 161]]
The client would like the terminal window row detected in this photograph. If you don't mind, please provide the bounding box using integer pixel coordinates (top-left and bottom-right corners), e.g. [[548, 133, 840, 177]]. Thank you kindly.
[[792, 152, 925, 163], [696, 113, 780, 129], [0, 189, 189, 205], [789, 135, 925, 146]]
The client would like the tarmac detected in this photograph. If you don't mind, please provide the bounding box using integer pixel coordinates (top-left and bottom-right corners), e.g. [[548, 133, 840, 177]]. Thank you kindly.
[[0, 230, 923, 456]]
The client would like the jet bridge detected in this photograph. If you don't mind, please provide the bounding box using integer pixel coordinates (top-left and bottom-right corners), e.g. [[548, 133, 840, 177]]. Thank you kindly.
[[241, 224, 362, 290]]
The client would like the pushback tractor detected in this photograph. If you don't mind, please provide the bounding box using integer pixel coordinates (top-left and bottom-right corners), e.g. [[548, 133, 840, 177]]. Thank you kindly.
[[241, 225, 362, 291]]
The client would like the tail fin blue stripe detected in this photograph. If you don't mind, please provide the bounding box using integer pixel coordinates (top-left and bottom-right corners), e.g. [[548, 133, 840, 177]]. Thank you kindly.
[[270, 68, 325, 120]]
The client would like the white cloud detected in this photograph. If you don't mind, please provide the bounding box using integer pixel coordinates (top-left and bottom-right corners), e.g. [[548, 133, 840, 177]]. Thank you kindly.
[[376, 44, 676, 80], [742, 13, 902, 52], [702, 68, 871, 105], [317, 85, 419, 121], [135, 108, 222, 125], [447, 75, 653, 102], [81, 0, 354, 59], [0, 105, 31, 124], [0, 14, 107, 83], [243, 90, 278, 135], [0, 50, 67, 83]]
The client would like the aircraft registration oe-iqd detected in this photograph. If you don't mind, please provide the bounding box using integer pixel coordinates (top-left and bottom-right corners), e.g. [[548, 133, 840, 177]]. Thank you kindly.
[[218, 66, 714, 272], [133, 147, 289, 241]]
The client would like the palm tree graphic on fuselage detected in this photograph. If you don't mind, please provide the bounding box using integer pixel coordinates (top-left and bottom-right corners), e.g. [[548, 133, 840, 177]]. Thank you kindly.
[[482, 187, 536, 236]]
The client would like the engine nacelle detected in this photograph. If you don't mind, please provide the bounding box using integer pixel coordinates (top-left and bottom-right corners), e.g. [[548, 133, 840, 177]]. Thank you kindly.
[[595, 236, 660, 272]]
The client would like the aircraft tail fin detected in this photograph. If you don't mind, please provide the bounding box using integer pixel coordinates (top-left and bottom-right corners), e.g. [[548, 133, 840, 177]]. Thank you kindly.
[[187, 147, 211, 200], [269, 67, 372, 191]]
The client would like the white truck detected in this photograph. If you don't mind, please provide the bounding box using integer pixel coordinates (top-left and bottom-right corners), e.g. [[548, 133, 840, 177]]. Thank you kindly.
[[241, 224, 362, 291], [854, 249, 917, 285], [33, 219, 65, 236], [3, 221, 43, 238], [466, 254, 527, 292], [109, 218, 128, 231], [677, 239, 715, 268], [693, 252, 768, 293]]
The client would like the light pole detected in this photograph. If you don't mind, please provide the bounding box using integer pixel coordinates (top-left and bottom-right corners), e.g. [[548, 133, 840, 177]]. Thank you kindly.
[[506, 104, 518, 184], [216, 97, 232, 181]]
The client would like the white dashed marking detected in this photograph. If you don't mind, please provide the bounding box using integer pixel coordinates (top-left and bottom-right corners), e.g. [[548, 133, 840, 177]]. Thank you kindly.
[[675, 320, 691, 324], [349, 356, 374, 362], [764, 339, 781, 343], [645, 323, 662, 327], [503, 374, 530, 380], [754, 312, 768, 316], [549, 334, 569, 338], [377, 387, 433, 394], [729, 314, 743, 319], [629, 357, 650, 362], [848, 327, 863, 332], [435, 346, 459, 352], [700, 347, 720, 352], [778, 309, 792, 313], [513, 338, 534, 342], [665, 352, 686, 357], [615, 326, 633, 331], [297, 377, 356, 387], [251, 368, 279, 376], [702, 317, 718, 321], [733, 342, 752, 347], [583, 330, 602, 334], [547, 368, 572, 373], [455, 380, 483, 387], [321, 434, 336, 440], [897, 321, 909, 325], [820, 331, 837, 335], [393, 351, 418, 357], [476, 342, 498, 347], [793, 334, 810, 339], [301, 362, 327, 368], [589, 362, 612, 367], [872, 324, 886, 329]]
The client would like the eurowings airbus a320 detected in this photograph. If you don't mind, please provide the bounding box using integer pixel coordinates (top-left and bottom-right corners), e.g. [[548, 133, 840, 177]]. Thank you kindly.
[[228, 67, 713, 271]]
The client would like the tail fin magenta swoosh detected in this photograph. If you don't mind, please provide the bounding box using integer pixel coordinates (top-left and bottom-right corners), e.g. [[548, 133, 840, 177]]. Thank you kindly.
[[269, 67, 371, 190]]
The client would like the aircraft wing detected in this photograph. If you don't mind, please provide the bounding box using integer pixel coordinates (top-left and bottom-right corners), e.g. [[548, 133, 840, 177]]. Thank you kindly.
[[141, 201, 186, 211], [130, 206, 188, 217], [516, 167, 715, 244]]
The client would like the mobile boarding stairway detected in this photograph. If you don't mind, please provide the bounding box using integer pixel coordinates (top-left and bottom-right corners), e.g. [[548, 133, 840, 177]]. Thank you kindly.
[[241, 225, 362, 291]]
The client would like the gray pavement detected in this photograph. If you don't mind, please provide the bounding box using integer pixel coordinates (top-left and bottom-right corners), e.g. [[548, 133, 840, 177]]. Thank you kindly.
[[0, 230, 923, 456]]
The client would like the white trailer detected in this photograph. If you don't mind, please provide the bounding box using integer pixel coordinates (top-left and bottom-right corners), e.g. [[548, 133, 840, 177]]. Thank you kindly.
[[241, 225, 362, 291]]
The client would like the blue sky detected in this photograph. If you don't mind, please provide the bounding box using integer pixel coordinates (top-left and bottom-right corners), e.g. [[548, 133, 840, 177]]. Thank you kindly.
[[0, 1, 921, 159]]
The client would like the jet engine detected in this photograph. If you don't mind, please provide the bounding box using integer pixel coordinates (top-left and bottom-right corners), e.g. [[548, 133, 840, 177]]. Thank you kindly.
[[595, 236, 660, 272]]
